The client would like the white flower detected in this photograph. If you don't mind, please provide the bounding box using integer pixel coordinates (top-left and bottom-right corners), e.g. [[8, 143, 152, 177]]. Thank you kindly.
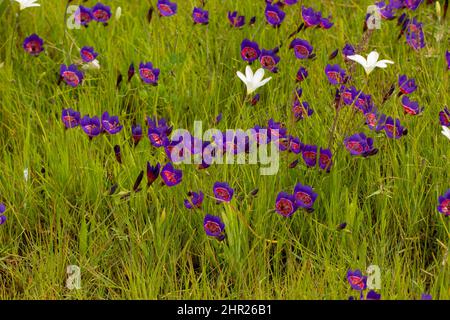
[[347, 51, 394, 75], [24, 168, 29, 182], [115, 7, 122, 21], [442, 126, 450, 140], [82, 59, 101, 70], [14, 0, 40, 10], [236, 65, 272, 95]]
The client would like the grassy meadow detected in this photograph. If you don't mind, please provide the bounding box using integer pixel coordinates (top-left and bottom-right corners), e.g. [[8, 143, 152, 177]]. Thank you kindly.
[[0, 0, 449, 299]]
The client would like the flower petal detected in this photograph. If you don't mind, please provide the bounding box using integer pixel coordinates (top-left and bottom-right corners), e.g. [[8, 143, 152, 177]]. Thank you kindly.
[[236, 71, 247, 84], [245, 65, 253, 79], [253, 68, 265, 83], [347, 54, 367, 67], [367, 51, 379, 66]]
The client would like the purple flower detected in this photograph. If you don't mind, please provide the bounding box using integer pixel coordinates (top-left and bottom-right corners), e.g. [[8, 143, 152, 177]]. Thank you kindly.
[[213, 182, 234, 203], [319, 148, 333, 172], [184, 191, 204, 209], [101, 112, 123, 134], [398, 74, 417, 95], [376, 2, 395, 20], [401, 96, 423, 115], [259, 47, 280, 73], [342, 86, 360, 105], [347, 269, 367, 291], [160, 162, 182, 187], [296, 66, 308, 82], [365, 109, 386, 132], [265, 4, 286, 27], [342, 43, 355, 58], [240, 39, 261, 62], [139, 62, 160, 85], [268, 118, 287, 141], [132, 124, 143, 146], [75, 6, 93, 26], [405, 0, 423, 10], [148, 127, 169, 148], [293, 183, 318, 209], [344, 133, 378, 157], [61, 108, 80, 129], [228, 11, 245, 28], [301, 6, 321, 27], [203, 214, 226, 240], [251, 93, 260, 106], [421, 293, 433, 300], [288, 136, 302, 154], [366, 290, 382, 300], [301, 144, 318, 167], [192, 7, 209, 25], [80, 46, 98, 63], [60, 64, 84, 87], [23, 34, 44, 56], [146, 162, 160, 186], [355, 93, 374, 114], [80, 115, 102, 139], [215, 112, 223, 124], [292, 101, 313, 121], [275, 192, 297, 217], [437, 189, 450, 216], [289, 39, 313, 59], [406, 18, 425, 51], [320, 16, 334, 29], [439, 107, 450, 127], [284, 0, 299, 5], [252, 125, 270, 145], [325, 64, 346, 85], [92, 2, 112, 23], [384, 117, 407, 139], [157, 0, 177, 17], [0, 203, 6, 225]]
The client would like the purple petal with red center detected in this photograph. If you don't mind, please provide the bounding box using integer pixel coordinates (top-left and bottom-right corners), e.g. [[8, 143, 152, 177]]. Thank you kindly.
[[228, 11, 245, 28], [101, 112, 123, 134], [319, 148, 333, 172], [192, 7, 209, 24], [320, 16, 333, 29], [157, 0, 177, 17], [289, 39, 313, 59], [23, 34, 44, 56], [92, 2, 112, 23], [60, 64, 84, 87], [347, 269, 368, 291], [342, 86, 360, 105], [405, 0, 423, 10], [80, 46, 99, 63], [61, 108, 80, 129], [203, 214, 225, 239], [398, 74, 417, 95], [406, 18, 425, 50], [325, 64, 346, 85], [292, 101, 313, 121], [139, 62, 160, 85], [293, 183, 318, 209], [259, 48, 280, 73], [265, 4, 286, 27], [401, 95, 423, 115], [275, 192, 297, 217], [75, 6, 93, 26], [80, 115, 101, 138], [301, 6, 322, 27], [438, 189, 450, 216], [160, 162, 182, 186], [301, 144, 317, 167], [240, 39, 261, 62], [148, 127, 169, 148], [288, 136, 303, 154], [344, 133, 377, 157], [213, 182, 234, 203], [384, 117, 407, 139], [376, 2, 395, 20]]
